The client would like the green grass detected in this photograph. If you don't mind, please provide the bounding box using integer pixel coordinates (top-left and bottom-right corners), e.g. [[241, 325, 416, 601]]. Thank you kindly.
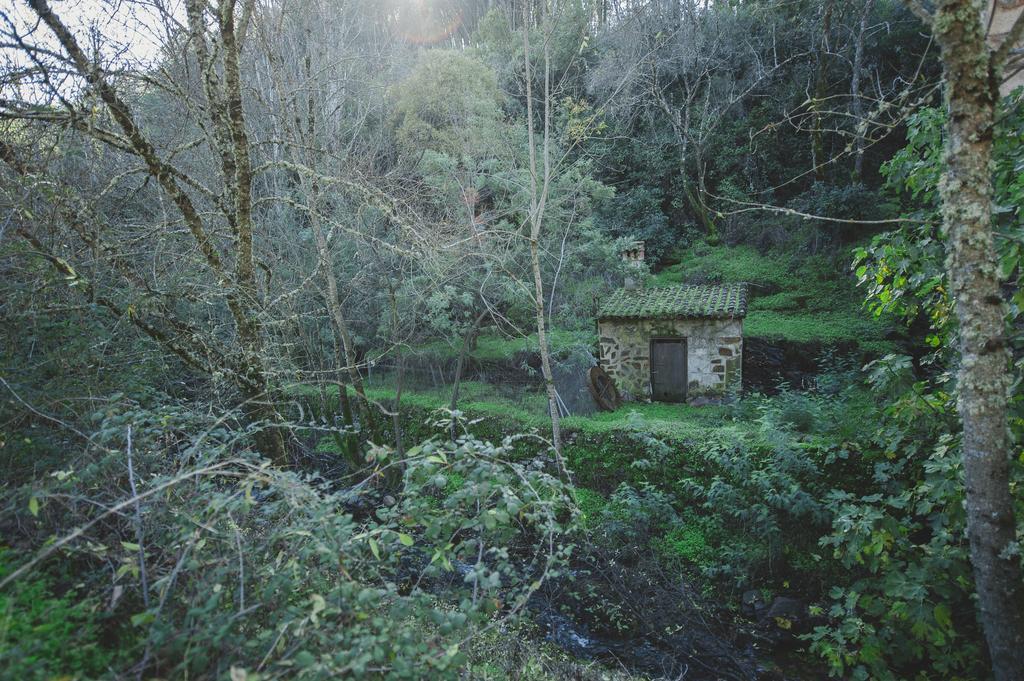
[[655, 519, 713, 566], [364, 377, 749, 437], [0, 548, 126, 680], [363, 381, 551, 427], [563, 401, 752, 441], [749, 291, 805, 311], [572, 488, 608, 529], [290, 377, 757, 450], [399, 329, 595, 363], [745, 310, 897, 351], [651, 242, 899, 351], [651, 243, 793, 290], [367, 379, 755, 443]]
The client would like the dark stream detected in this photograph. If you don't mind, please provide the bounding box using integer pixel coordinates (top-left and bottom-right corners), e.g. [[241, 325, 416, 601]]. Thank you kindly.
[[531, 601, 760, 680], [447, 557, 770, 681]]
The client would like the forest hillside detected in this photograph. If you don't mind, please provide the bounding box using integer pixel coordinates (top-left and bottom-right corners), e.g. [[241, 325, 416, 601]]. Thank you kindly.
[[2, 1, 1023, 679]]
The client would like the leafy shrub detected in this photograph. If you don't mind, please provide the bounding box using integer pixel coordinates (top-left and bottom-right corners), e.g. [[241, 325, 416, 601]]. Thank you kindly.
[[802, 358, 1008, 680], [678, 405, 830, 585], [759, 387, 823, 434], [857, 97, 1024, 347], [808, 436, 987, 680], [575, 482, 712, 576], [813, 351, 862, 397], [1, 405, 574, 680], [0, 548, 121, 680], [577, 482, 676, 560]]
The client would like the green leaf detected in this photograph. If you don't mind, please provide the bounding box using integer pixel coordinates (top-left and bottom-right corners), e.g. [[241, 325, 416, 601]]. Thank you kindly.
[[131, 610, 155, 627], [28, 496, 39, 517], [310, 594, 326, 625], [368, 538, 380, 560], [933, 603, 953, 631], [397, 533, 414, 547], [294, 650, 316, 668], [999, 248, 1019, 279]]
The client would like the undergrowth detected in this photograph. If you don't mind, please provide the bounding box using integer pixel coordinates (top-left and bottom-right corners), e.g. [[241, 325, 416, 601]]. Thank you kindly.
[[652, 242, 899, 352]]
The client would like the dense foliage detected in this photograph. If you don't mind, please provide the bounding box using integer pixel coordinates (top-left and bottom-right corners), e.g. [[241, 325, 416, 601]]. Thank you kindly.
[[2, 0, 1022, 679]]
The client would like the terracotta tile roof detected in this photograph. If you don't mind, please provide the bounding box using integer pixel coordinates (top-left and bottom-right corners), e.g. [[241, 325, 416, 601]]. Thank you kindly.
[[597, 283, 747, 320]]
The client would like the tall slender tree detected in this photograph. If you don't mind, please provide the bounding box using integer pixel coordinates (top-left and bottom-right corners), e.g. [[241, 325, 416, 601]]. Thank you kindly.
[[521, 0, 564, 459], [904, 1, 1024, 677], [850, 0, 876, 180]]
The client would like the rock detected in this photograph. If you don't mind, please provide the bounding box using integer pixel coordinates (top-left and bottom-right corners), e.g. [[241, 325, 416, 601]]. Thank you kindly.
[[338, 488, 385, 520], [765, 596, 807, 625], [741, 589, 768, 619], [760, 596, 809, 646]]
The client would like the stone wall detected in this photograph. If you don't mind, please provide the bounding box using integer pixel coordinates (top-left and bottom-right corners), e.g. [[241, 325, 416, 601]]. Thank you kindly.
[[598, 317, 743, 401], [987, 0, 1024, 95]]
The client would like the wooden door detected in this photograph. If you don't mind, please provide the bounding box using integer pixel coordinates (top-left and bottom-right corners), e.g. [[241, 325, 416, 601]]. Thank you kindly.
[[650, 338, 687, 402]]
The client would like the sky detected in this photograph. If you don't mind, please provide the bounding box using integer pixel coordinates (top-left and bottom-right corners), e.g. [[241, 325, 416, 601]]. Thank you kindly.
[[2, 0, 177, 66], [1, 0, 470, 103]]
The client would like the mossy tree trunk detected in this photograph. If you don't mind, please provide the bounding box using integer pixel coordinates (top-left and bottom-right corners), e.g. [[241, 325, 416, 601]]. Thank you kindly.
[[25, 0, 289, 464], [923, 1, 1024, 677]]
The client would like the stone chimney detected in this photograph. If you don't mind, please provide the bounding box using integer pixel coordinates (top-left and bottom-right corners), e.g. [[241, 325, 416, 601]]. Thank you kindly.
[[621, 240, 645, 267]]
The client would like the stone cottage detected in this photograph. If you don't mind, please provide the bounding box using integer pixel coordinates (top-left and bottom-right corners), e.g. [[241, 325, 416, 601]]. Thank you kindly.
[[597, 283, 747, 402]]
